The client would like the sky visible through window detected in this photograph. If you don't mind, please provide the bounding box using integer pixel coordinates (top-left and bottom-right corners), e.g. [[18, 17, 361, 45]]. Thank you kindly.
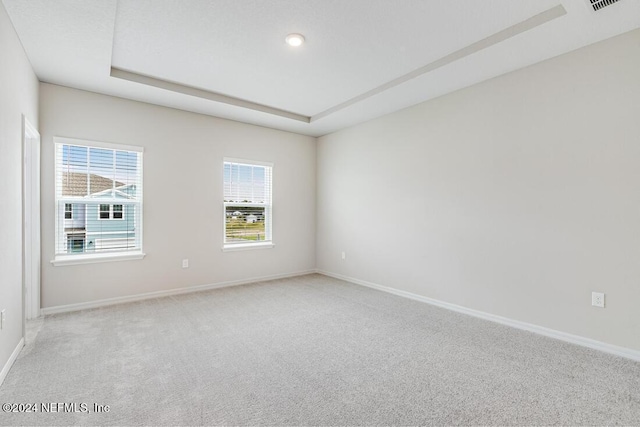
[[223, 162, 267, 203], [61, 145, 139, 191]]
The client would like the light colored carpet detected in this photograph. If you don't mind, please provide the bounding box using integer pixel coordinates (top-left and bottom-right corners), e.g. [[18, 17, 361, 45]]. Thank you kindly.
[[1, 274, 639, 426]]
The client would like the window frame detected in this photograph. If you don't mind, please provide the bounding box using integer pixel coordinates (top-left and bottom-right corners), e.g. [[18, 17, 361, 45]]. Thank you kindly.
[[222, 157, 274, 251], [64, 203, 73, 219], [97, 204, 125, 221], [113, 204, 124, 220], [52, 137, 145, 266], [99, 204, 110, 220]]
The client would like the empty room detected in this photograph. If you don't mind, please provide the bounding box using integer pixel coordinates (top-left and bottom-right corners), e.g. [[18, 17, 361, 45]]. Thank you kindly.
[[1, 0, 640, 425]]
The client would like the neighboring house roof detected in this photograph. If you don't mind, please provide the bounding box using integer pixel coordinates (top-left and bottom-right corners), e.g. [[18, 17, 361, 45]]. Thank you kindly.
[[62, 172, 124, 197], [91, 183, 137, 199]]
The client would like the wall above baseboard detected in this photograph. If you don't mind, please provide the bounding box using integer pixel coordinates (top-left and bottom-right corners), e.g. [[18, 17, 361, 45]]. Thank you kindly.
[[41, 270, 317, 316], [317, 270, 640, 363], [38, 268, 640, 362]]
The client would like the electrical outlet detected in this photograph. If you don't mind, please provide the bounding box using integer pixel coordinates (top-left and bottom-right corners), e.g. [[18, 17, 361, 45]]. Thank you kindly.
[[341, 251, 346, 260], [592, 292, 605, 308], [0, 309, 5, 330], [182, 259, 189, 269]]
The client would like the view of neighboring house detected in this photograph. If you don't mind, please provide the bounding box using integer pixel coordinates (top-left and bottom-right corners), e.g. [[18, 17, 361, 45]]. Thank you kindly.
[[62, 172, 138, 253]]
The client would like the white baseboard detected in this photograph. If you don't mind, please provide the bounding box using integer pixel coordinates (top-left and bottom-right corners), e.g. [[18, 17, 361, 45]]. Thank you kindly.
[[318, 270, 640, 362], [41, 269, 317, 315], [0, 338, 24, 387]]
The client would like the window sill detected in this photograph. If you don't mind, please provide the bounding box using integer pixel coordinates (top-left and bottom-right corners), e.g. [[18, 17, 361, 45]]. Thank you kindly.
[[222, 242, 275, 252], [51, 252, 146, 266]]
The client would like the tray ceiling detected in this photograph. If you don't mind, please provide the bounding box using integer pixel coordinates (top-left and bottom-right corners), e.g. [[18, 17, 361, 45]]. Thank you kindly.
[[3, 0, 640, 136]]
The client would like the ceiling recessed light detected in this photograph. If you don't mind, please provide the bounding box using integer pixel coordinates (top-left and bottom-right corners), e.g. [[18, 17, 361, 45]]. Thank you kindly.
[[285, 33, 305, 47]]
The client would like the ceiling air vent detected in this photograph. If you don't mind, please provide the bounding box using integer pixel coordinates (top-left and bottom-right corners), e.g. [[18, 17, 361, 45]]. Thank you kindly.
[[589, 0, 621, 11]]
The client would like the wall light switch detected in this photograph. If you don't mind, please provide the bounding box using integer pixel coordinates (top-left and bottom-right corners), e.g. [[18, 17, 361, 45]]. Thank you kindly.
[[0, 309, 5, 330], [182, 259, 189, 269], [341, 251, 346, 260]]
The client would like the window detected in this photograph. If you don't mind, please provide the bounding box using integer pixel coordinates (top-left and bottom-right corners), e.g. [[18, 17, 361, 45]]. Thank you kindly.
[[99, 204, 110, 219], [223, 158, 273, 249], [53, 137, 144, 265], [98, 204, 124, 220], [67, 235, 85, 253], [113, 204, 123, 219]]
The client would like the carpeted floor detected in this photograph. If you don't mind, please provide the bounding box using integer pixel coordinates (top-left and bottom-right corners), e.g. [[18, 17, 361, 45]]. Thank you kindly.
[[1, 273, 639, 426]]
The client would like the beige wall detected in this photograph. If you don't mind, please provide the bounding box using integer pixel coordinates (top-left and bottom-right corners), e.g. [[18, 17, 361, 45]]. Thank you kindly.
[[317, 29, 640, 351], [40, 84, 316, 308], [0, 4, 39, 371]]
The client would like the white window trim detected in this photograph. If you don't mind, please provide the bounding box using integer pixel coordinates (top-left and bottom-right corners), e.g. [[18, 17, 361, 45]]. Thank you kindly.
[[51, 252, 146, 267], [224, 157, 273, 168], [99, 204, 110, 220], [53, 137, 144, 265], [222, 157, 273, 251], [112, 204, 124, 220], [222, 242, 275, 252], [53, 136, 144, 153]]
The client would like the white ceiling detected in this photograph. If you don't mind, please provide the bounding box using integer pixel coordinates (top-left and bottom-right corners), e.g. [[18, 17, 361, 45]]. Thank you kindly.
[[3, 0, 640, 136]]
